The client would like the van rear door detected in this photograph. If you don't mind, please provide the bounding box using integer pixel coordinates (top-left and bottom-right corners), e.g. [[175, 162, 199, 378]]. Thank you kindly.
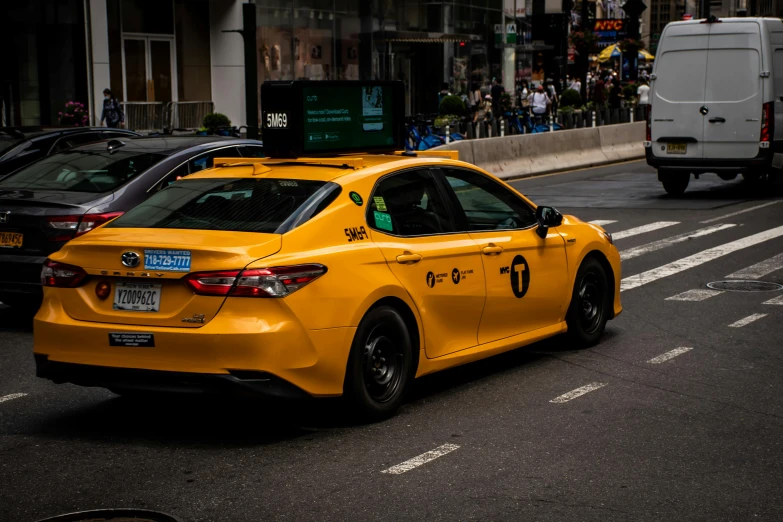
[[702, 22, 763, 159], [651, 23, 710, 160]]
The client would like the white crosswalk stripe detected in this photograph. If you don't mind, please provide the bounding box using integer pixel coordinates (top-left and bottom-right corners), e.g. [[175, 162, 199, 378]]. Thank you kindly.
[[612, 221, 680, 241], [621, 223, 736, 261], [725, 253, 783, 280], [589, 220, 618, 226], [622, 225, 783, 292], [728, 314, 767, 328], [763, 294, 783, 305], [666, 289, 723, 301]]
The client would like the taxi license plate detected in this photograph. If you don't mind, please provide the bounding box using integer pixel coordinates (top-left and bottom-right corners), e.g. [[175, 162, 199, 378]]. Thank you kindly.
[[113, 282, 162, 312], [667, 143, 687, 155], [0, 232, 23, 248]]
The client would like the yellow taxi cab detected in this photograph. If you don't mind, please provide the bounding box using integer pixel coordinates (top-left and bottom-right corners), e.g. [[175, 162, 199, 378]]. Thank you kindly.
[[34, 81, 621, 420]]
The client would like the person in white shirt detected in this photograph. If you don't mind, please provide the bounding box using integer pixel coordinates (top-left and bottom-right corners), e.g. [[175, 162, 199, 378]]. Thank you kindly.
[[637, 80, 651, 106], [569, 78, 582, 93], [528, 85, 551, 125]]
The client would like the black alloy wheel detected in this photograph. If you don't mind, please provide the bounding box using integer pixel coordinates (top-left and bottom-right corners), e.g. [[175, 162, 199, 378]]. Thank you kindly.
[[566, 257, 610, 347], [345, 305, 413, 421]]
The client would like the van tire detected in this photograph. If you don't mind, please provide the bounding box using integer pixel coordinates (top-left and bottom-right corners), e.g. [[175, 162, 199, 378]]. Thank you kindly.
[[660, 170, 689, 196], [344, 306, 414, 421]]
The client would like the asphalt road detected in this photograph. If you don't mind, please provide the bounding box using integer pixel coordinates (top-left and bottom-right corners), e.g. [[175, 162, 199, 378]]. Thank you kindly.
[[2, 161, 783, 522]]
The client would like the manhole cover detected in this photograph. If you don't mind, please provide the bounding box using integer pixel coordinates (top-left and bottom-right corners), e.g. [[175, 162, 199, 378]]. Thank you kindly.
[[706, 280, 783, 292], [36, 509, 184, 522]]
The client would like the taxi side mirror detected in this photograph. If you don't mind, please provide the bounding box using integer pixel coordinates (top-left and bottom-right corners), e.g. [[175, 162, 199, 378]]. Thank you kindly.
[[535, 206, 563, 238]]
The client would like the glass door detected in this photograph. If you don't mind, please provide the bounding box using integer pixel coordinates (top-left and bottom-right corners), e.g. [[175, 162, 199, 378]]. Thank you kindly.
[[122, 36, 177, 102]]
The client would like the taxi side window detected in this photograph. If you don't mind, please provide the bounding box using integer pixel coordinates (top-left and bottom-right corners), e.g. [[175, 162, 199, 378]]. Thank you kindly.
[[188, 147, 240, 173], [367, 169, 454, 236], [441, 168, 537, 231]]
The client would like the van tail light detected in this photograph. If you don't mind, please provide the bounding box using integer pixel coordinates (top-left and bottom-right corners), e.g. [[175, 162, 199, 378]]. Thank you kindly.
[[46, 212, 124, 242], [184, 265, 328, 298], [761, 102, 773, 145], [41, 259, 88, 288], [646, 105, 652, 142]]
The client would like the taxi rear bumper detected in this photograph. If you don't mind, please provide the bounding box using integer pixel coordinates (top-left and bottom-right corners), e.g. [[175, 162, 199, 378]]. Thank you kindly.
[[33, 294, 357, 397], [35, 354, 311, 399]]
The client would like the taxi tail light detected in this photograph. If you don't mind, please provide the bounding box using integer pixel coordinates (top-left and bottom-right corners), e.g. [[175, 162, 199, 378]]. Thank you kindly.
[[761, 102, 773, 143], [184, 265, 327, 298], [41, 259, 88, 288], [46, 212, 124, 242]]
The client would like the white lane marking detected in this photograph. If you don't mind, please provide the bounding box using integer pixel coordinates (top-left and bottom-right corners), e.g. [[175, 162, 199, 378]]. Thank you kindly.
[[550, 382, 608, 404], [700, 201, 782, 224], [665, 289, 724, 301], [612, 221, 680, 241], [726, 252, 783, 280], [728, 313, 768, 328], [763, 294, 783, 305], [647, 347, 693, 364], [381, 444, 461, 475], [621, 225, 783, 292], [589, 220, 618, 226], [620, 224, 736, 261], [0, 393, 28, 404]]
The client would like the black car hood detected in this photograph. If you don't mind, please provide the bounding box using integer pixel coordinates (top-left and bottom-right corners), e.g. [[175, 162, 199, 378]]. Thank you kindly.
[[0, 189, 113, 210]]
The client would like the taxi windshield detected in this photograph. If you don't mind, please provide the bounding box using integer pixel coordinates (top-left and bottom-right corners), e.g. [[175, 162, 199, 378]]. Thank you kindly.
[[108, 177, 328, 233], [0, 149, 165, 193]]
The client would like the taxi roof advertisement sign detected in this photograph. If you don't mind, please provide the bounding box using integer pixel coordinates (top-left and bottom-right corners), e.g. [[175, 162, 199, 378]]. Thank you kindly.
[[261, 81, 405, 158], [592, 19, 628, 47]]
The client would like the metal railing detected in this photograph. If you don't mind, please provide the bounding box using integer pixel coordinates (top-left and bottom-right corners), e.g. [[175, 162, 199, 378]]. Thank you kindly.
[[121, 102, 166, 132], [167, 101, 214, 130], [120, 101, 215, 132]]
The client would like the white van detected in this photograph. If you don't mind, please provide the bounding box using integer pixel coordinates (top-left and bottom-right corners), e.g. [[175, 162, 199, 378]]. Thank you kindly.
[[645, 17, 783, 195]]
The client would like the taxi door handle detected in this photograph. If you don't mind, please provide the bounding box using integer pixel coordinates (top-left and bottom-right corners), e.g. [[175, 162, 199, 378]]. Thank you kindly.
[[396, 252, 422, 264], [482, 244, 504, 255]]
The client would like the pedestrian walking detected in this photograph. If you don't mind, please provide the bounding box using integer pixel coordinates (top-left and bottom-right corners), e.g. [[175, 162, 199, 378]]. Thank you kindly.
[[637, 79, 651, 106], [569, 77, 582, 94], [437, 82, 451, 107], [528, 85, 551, 126], [608, 80, 623, 110], [100, 88, 124, 129], [545, 79, 558, 115], [490, 78, 505, 118]]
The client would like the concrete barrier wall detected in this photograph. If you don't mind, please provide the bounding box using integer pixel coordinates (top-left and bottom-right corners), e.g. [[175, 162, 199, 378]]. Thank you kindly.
[[437, 122, 645, 180]]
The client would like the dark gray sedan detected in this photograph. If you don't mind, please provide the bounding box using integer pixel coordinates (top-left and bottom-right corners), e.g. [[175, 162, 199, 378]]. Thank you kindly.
[[0, 136, 264, 308]]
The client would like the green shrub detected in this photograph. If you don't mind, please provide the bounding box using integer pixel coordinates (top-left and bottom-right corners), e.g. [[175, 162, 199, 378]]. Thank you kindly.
[[203, 113, 231, 134], [560, 88, 583, 108], [434, 115, 461, 128], [439, 95, 465, 116], [622, 84, 637, 100]]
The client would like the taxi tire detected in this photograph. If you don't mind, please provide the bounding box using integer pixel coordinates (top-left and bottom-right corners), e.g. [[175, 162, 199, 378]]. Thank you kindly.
[[566, 257, 609, 348], [344, 306, 414, 421]]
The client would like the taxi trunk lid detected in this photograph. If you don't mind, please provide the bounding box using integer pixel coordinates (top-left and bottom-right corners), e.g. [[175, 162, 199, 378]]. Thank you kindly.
[[51, 228, 281, 327]]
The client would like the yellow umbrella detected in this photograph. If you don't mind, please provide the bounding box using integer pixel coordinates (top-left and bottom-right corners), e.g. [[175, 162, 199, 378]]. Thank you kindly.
[[597, 44, 655, 62]]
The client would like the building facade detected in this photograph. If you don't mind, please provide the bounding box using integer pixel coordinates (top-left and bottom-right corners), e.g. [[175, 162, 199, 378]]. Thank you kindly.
[[1, 0, 560, 130]]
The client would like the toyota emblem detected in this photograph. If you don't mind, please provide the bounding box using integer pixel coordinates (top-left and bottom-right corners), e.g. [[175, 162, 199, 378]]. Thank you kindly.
[[121, 251, 140, 268]]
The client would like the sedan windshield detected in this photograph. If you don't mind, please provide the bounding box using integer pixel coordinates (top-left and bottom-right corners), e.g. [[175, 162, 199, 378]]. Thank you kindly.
[[0, 149, 165, 193]]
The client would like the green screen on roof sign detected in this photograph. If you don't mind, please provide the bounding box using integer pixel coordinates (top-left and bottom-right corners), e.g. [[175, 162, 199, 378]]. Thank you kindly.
[[302, 85, 395, 152]]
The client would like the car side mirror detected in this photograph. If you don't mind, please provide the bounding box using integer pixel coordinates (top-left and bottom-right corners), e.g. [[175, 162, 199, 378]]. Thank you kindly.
[[535, 206, 563, 238]]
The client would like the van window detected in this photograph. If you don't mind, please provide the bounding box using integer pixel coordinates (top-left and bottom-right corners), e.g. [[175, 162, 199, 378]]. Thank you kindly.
[[705, 49, 760, 103], [654, 50, 707, 103]]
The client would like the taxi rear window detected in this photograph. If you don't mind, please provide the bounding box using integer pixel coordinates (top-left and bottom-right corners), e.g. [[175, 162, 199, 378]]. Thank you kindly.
[[108, 178, 330, 233]]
